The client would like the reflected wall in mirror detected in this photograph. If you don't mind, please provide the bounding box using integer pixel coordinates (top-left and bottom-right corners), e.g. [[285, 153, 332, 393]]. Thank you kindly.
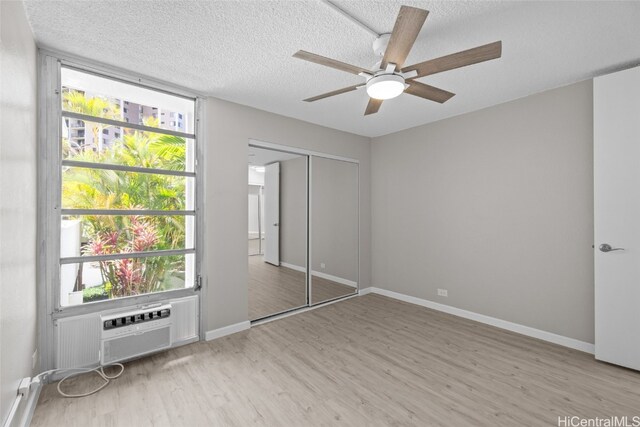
[[310, 156, 359, 305], [248, 146, 308, 320], [248, 184, 263, 256]]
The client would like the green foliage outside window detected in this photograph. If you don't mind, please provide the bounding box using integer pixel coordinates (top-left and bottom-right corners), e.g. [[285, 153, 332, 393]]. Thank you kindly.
[[62, 90, 190, 300]]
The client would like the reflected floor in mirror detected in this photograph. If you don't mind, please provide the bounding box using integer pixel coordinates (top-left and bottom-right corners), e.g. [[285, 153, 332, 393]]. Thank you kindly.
[[310, 275, 356, 306], [248, 255, 354, 320], [248, 238, 262, 256]]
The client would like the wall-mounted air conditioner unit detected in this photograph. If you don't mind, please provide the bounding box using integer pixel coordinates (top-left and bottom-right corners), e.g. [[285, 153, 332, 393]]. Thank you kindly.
[[55, 295, 199, 371], [100, 304, 172, 365]]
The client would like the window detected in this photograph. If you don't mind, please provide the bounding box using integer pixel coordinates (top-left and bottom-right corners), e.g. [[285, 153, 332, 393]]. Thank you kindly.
[[57, 66, 198, 307]]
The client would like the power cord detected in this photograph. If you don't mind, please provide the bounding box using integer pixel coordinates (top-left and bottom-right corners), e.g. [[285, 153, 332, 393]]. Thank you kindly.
[[57, 363, 125, 398], [33, 363, 125, 398]]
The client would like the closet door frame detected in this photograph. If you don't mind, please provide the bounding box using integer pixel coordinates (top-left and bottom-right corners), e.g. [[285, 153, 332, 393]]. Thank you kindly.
[[248, 139, 360, 312]]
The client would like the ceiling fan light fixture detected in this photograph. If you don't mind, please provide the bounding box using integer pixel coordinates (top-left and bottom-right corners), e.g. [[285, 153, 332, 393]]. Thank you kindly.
[[366, 74, 405, 100]]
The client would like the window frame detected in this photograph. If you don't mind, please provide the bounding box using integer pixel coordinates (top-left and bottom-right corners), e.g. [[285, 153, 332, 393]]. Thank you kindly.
[[37, 50, 205, 370]]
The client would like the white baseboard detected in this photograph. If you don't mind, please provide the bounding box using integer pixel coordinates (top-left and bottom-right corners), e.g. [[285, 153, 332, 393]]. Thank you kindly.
[[279, 262, 357, 288], [311, 270, 357, 288], [363, 287, 595, 354], [19, 380, 41, 427], [3, 379, 41, 427], [358, 287, 374, 296], [205, 321, 250, 341], [280, 262, 305, 273]]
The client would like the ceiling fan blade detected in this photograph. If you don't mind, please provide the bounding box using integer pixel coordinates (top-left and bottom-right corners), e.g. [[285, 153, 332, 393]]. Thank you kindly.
[[364, 98, 383, 116], [381, 6, 429, 71], [405, 81, 455, 103], [293, 50, 370, 76], [303, 84, 362, 102], [402, 41, 502, 78]]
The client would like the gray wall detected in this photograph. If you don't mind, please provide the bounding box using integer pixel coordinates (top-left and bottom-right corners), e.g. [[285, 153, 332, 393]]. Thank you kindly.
[[248, 184, 261, 239], [0, 1, 38, 423], [279, 156, 306, 268], [205, 98, 371, 331], [371, 81, 595, 343]]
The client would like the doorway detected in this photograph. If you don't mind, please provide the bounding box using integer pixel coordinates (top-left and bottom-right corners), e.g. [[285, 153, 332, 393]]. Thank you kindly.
[[594, 65, 640, 371]]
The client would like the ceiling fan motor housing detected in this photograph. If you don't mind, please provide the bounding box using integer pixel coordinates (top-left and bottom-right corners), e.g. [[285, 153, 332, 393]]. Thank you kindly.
[[372, 33, 391, 57]]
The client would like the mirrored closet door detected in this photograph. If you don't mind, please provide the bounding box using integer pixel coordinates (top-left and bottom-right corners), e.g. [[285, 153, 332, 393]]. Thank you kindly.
[[248, 144, 359, 320], [248, 146, 308, 320], [310, 156, 359, 305]]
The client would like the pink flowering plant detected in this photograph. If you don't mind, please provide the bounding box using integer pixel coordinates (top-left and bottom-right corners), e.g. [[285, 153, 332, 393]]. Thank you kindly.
[[85, 216, 171, 298]]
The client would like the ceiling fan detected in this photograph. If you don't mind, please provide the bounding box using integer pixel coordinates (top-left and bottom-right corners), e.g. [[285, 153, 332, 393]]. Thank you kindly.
[[293, 5, 502, 115]]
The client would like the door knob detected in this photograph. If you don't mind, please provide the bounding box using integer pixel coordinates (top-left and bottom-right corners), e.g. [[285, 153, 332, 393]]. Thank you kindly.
[[599, 243, 624, 252], [273, 223, 279, 226]]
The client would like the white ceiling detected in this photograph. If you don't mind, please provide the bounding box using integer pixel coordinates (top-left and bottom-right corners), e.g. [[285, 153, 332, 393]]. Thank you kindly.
[[23, 1, 640, 137]]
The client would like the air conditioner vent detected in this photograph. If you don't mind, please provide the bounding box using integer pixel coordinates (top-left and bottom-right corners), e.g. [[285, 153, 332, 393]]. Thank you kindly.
[[102, 307, 171, 330], [100, 304, 173, 364]]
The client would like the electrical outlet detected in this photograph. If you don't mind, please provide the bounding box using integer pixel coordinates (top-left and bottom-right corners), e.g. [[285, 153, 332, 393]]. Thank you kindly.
[[18, 377, 31, 397], [320, 263, 326, 269], [437, 289, 448, 297], [32, 349, 38, 370]]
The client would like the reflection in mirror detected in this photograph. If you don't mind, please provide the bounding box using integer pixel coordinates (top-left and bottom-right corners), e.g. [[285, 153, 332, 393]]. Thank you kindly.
[[310, 156, 358, 305], [248, 146, 308, 320], [248, 184, 263, 256]]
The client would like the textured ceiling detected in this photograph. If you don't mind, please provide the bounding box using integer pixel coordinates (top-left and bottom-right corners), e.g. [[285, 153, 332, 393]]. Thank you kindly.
[[23, 1, 640, 137]]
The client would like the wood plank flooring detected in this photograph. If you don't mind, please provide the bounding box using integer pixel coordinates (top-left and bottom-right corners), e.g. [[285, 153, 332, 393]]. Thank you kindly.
[[32, 294, 640, 426], [248, 255, 354, 320]]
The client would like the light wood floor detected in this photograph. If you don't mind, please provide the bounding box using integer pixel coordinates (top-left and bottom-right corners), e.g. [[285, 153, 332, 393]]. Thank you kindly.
[[248, 255, 354, 320], [32, 294, 640, 426]]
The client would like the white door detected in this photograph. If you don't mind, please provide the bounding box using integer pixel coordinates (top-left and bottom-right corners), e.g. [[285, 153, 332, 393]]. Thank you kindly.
[[594, 66, 640, 371], [263, 162, 280, 265]]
